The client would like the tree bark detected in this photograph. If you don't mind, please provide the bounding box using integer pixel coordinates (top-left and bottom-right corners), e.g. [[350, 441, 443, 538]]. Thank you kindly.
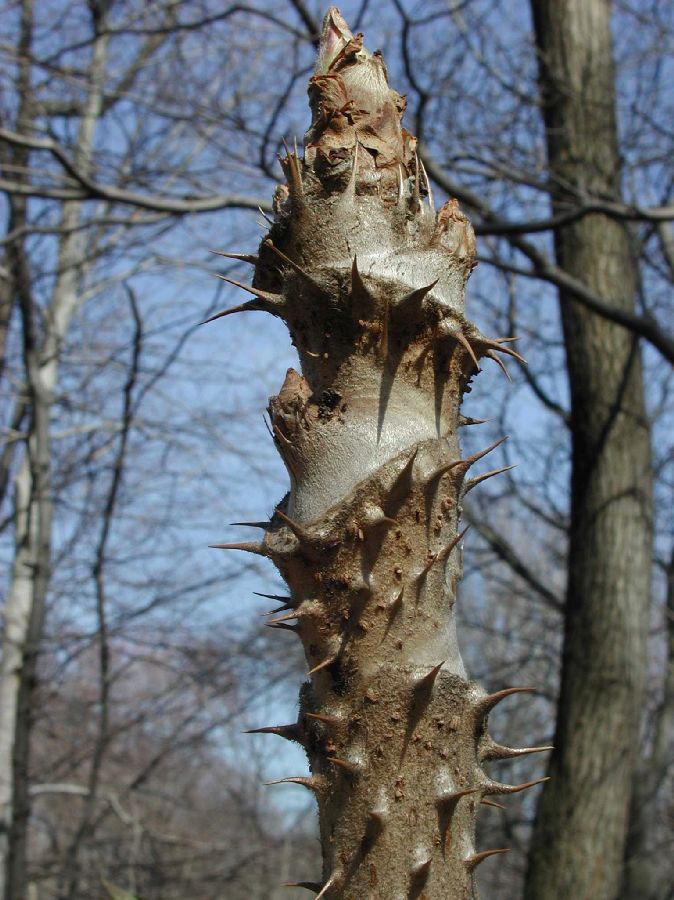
[[217, 10, 546, 898], [0, 11, 110, 896], [524, 2, 654, 898]]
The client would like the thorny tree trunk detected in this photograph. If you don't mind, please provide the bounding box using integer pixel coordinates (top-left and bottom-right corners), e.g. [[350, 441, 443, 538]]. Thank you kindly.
[[524, 2, 654, 899], [0, 8, 110, 897], [215, 10, 547, 899]]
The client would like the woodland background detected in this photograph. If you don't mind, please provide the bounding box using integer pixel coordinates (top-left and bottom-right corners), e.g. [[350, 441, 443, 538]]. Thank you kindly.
[[0, 1, 672, 898]]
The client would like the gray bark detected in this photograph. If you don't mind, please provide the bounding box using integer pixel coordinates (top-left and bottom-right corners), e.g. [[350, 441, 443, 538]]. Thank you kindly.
[[524, 1, 654, 898]]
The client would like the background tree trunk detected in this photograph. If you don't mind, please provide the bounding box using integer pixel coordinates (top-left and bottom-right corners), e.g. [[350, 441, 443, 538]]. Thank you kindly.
[[524, 1, 654, 897]]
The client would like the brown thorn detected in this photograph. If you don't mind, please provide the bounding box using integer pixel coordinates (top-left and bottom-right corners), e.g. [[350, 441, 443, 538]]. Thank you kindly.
[[305, 712, 340, 727], [480, 741, 554, 762], [244, 723, 301, 742], [481, 798, 506, 810], [308, 654, 337, 676], [397, 280, 438, 316], [459, 415, 489, 427], [462, 435, 509, 469], [327, 756, 360, 777], [199, 300, 261, 325], [437, 787, 480, 812], [490, 342, 527, 364], [259, 603, 294, 616], [413, 662, 444, 699], [397, 164, 405, 205], [253, 591, 294, 603], [266, 610, 299, 625], [463, 464, 516, 495], [464, 848, 509, 871], [265, 621, 300, 633], [213, 274, 283, 306], [230, 521, 269, 530], [454, 330, 480, 369], [280, 139, 304, 198], [208, 249, 258, 265], [474, 686, 535, 720], [208, 541, 266, 556], [258, 205, 274, 226], [486, 348, 512, 381], [436, 526, 470, 564], [275, 508, 314, 543], [418, 156, 434, 210], [351, 255, 373, 304], [264, 239, 319, 286], [484, 777, 550, 797], [264, 776, 324, 795]]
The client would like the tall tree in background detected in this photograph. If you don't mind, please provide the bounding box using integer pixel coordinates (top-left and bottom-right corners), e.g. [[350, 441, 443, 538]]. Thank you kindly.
[[524, 2, 653, 897]]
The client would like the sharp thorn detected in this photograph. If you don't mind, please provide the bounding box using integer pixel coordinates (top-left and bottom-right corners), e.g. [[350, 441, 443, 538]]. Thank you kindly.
[[264, 776, 325, 795], [454, 330, 480, 369], [259, 603, 294, 616], [265, 620, 300, 633], [327, 756, 360, 777], [397, 280, 439, 320], [258, 205, 274, 225], [360, 504, 397, 531], [199, 300, 263, 325], [253, 591, 294, 603], [480, 739, 554, 762], [351, 255, 374, 304], [436, 526, 470, 564], [418, 156, 434, 210], [244, 723, 301, 742], [266, 610, 299, 625], [464, 848, 509, 871], [484, 777, 550, 796], [481, 798, 506, 810], [213, 274, 283, 306], [490, 342, 527, 364], [386, 447, 419, 505], [437, 787, 480, 812], [275, 508, 314, 543], [474, 686, 535, 720], [208, 249, 258, 264], [486, 348, 512, 380], [462, 435, 508, 468], [208, 541, 266, 556], [413, 662, 444, 701], [264, 239, 320, 286], [459, 415, 489, 426], [304, 712, 340, 727], [397, 164, 405, 205], [308, 654, 337, 676], [230, 521, 270, 530], [463, 464, 516, 495]]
